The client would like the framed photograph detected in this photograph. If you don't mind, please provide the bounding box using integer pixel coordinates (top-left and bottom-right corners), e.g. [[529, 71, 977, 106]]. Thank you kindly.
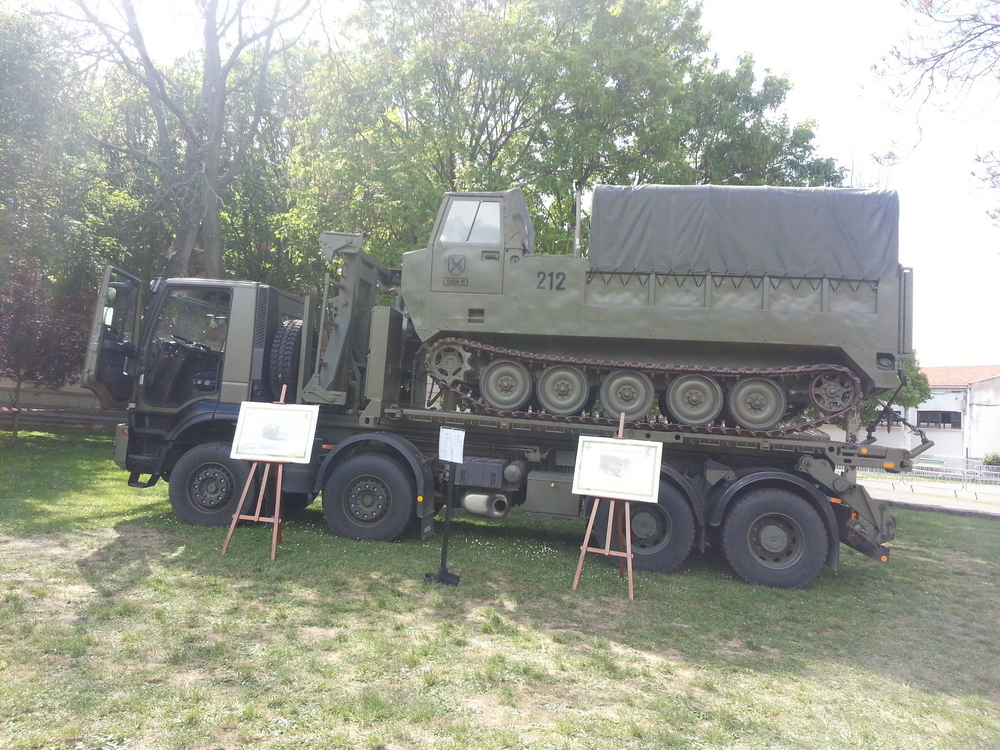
[[571, 436, 663, 503], [231, 402, 320, 464]]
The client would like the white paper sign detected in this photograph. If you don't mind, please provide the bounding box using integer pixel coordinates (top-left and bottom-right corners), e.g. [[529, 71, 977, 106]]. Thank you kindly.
[[231, 402, 320, 464], [438, 427, 466, 464], [571, 436, 662, 503]]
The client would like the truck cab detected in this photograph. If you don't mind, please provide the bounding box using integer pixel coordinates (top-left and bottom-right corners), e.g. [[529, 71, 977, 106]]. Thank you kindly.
[[82, 268, 302, 485]]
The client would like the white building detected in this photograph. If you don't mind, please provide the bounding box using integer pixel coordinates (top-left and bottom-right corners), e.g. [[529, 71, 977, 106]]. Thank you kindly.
[[915, 366, 1000, 460]]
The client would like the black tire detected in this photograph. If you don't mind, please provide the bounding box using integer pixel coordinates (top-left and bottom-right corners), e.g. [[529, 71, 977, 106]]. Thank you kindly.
[[169, 442, 255, 526], [591, 482, 696, 572], [269, 319, 302, 402], [322, 453, 417, 541], [721, 488, 829, 589]]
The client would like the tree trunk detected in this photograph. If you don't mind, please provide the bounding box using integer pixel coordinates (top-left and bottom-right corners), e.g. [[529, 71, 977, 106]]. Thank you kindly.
[[165, 217, 202, 278]]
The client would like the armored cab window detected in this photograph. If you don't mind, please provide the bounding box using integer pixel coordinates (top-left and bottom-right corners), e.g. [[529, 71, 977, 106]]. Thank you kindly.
[[439, 200, 501, 244]]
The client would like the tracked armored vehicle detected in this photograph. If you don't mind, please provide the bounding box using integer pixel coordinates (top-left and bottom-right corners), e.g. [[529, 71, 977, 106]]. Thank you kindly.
[[403, 185, 911, 433]]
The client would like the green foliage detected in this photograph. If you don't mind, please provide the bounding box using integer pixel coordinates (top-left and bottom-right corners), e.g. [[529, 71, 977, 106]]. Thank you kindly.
[[686, 56, 844, 186], [0, 9, 94, 276], [983, 452, 1000, 467], [0, 259, 92, 445]]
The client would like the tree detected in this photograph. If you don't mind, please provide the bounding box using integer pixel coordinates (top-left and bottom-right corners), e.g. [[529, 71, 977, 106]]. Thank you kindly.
[[219, 44, 327, 288], [892, 1, 1000, 204], [893, 0, 1000, 100], [0, 258, 91, 447], [685, 56, 844, 187], [0, 8, 93, 275], [60, 0, 311, 278], [292, 0, 843, 267]]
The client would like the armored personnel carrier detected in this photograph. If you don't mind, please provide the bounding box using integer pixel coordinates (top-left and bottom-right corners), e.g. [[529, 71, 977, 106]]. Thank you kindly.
[[402, 185, 912, 433]]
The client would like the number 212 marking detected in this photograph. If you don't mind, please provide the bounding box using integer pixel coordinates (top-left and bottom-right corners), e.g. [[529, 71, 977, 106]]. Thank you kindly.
[[536, 271, 566, 291]]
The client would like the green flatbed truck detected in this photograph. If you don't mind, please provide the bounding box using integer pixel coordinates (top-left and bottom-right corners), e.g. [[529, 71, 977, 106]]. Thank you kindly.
[[82, 185, 926, 588]]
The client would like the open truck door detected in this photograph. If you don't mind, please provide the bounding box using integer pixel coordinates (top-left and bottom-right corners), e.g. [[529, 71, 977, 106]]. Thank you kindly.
[[82, 266, 143, 410]]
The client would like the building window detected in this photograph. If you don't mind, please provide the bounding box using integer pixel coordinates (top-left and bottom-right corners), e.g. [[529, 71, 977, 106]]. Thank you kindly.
[[917, 411, 962, 429]]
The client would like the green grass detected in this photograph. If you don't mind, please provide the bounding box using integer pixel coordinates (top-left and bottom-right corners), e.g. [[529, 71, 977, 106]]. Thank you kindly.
[[2, 428, 1000, 749]]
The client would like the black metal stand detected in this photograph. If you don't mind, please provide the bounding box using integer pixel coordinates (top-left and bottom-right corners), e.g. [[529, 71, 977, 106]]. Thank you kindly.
[[424, 462, 460, 586]]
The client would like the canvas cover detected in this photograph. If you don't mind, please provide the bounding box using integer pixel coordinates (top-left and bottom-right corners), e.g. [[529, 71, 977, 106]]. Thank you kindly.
[[588, 185, 899, 280]]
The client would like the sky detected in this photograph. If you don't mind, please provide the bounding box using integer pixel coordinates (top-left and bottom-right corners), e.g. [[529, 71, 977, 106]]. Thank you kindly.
[[699, 0, 1000, 367], [131, 0, 1000, 367]]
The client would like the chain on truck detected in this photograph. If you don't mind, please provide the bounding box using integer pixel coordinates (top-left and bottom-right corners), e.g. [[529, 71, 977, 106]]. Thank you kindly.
[[82, 184, 931, 589]]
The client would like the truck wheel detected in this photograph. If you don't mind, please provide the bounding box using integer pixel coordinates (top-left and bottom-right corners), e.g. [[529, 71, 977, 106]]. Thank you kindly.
[[322, 453, 417, 541], [591, 482, 696, 572], [169, 442, 254, 526], [269, 319, 302, 401], [721, 489, 828, 589]]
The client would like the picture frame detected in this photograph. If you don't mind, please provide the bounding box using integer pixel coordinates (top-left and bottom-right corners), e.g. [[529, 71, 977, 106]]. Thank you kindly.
[[571, 436, 663, 503], [230, 402, 320, 464]]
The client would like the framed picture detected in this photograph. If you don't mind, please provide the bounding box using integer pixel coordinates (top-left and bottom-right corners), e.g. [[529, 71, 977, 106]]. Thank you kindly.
[[231, 402, 320, 464], [571, 436, 663, 503]]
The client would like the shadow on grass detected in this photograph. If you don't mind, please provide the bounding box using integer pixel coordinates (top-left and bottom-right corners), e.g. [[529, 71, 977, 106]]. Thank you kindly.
[[62, 503, 1000, 705], [0, 430, 173, 534]]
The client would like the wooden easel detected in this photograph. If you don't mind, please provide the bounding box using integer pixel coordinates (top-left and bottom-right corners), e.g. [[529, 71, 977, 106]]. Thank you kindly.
[[572, 414, 636, 599], [221, 386, 289, 561]]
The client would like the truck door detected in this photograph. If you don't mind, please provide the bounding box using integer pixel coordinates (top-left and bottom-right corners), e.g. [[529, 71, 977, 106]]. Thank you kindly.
[[81, 266, 143, 410], [430, 197, 504, 294], [139, 285, 232, 409]]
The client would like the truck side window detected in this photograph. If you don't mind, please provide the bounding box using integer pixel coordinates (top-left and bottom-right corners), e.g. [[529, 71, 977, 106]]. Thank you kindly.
[[439, 200, 501, 244]]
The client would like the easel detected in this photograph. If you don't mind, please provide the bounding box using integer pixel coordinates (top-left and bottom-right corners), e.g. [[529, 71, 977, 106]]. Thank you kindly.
[[221, 386, 289, 561], [572, 414, 636, 599]]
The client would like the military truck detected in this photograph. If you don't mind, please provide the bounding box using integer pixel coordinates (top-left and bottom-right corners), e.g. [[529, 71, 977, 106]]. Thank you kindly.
[[82, 184, 925, 589]]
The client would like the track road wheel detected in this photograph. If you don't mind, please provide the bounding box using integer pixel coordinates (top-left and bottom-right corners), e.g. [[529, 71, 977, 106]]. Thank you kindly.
[[664, 374, 724, 425], [169, 442, 255, 526], [600, 370, 655, 421], [591, 482, 696, 572], [479, 359, 533, 411], [726, 377, 786, 430], [536, 365, 590, 416], [721, 489, 828, 589], [323, 453, 417, 541]]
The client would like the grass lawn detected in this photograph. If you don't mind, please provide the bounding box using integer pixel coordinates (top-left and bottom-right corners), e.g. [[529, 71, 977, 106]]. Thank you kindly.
[[1, 428, 999, 749]]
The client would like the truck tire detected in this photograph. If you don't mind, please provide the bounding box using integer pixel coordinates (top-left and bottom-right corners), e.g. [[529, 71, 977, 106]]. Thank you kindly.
[[169, 442, 254, 526], [591, 482, 696, 572], [721, 488, 828, 589], [322, 453, 418, 541], [269, 319, 302, 402]]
